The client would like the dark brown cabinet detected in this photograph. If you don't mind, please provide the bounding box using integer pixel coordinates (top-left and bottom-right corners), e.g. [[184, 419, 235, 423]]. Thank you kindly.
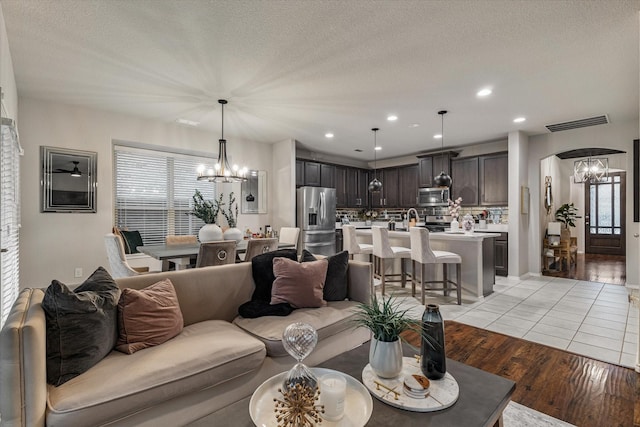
[[494, 232, 508, 276], [295, 160, 304, 187], [371, 168, 398, 207], [479, 153, 508, 206], [347, 168, 369, 207], [451, 157, 479, 206], [399, 164, 418, 207], [303, 161, 321, 187], [418, 153, 451, 188], [335, 166, 347, 207], [320, 163, 335, 188]]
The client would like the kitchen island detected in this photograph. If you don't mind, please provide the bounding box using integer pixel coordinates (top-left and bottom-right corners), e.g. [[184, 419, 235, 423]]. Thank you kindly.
[[354, 228, 498, 298]]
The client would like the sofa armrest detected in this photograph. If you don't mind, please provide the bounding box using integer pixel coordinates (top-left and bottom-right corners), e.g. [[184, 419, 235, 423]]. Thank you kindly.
[[347, 260, 372, 304], [0, 288, 47, 427]]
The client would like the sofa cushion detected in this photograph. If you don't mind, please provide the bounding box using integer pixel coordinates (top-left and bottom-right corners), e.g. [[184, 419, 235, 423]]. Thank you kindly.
[[42, 267, 121, 386], [233, 300, 361, 357], [46, 320, 266, 427], [116, 278, 184, 354], [251, 248, 298, 302], [301, 250, 349, 301], [270, 257, 328, 308]]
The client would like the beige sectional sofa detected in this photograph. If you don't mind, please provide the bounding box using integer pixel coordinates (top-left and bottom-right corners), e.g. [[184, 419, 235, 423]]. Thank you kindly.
[[0, 259, 372, 426]]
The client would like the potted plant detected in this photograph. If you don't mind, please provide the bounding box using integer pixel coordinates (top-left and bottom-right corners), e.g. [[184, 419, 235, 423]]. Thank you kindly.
[[353, 295, 439, 378], [555, 203, 578, 239], [188, 189, 223, 242], [221, 192, 242, 242]]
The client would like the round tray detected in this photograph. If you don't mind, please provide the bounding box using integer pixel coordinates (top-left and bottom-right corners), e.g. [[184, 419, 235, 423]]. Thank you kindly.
[[249, 368, 373, 426], [362, 357, 459, 412]]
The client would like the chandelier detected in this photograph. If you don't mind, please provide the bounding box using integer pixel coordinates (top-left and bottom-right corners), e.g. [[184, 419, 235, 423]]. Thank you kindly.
[[573, 157, 608, 183], [197, 99, 248, 183]]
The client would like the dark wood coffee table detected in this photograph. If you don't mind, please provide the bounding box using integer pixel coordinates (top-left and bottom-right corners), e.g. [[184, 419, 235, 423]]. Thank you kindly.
[[205, 342, 515, 426]]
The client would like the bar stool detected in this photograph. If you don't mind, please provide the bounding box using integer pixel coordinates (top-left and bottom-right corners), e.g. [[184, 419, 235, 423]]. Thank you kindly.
[[371, 226, 411, 296], [409, 227, 462, 305], [342, 225, 373, 261]]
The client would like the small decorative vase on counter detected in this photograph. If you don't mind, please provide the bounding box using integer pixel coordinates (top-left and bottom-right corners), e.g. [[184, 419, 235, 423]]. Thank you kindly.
[[198, 223, 223, 242], [450, 218, 459, 233], [369, 338, 403, 378], [223, 227, 243, 242], [421, 304, 446, 380], [462, 213, 474, 235]]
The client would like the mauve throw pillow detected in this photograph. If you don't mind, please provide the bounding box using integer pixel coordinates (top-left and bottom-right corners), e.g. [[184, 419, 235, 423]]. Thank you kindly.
[[301, 250, 350, 301], [116, 278, 183, 354], [271, 257, 328, 308], [42, 266, 121, 386], [251, 248, 298, 302]]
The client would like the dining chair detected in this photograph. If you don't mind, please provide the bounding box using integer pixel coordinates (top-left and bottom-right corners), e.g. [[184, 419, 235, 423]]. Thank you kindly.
[[279, 227, 300, 250], [242, 238, 279, 262], [104, 233, 143, 278], [165, 235, 198, 270], [195, 241, 237, 267], [409, 227, 462, 305]]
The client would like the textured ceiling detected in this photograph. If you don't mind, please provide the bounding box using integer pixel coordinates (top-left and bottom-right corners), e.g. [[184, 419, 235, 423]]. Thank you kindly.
[[2, 0, 639, 161]]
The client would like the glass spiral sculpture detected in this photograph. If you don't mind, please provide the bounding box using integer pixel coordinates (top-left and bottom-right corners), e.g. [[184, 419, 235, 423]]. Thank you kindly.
[[282, 322, 319, 392]]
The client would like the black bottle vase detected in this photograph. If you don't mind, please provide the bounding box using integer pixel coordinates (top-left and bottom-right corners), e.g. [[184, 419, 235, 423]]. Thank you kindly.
[[421, 303, 446, 380]]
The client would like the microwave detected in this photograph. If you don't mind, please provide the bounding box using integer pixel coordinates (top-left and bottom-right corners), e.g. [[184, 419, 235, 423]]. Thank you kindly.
[[418, 187, 450, 207]]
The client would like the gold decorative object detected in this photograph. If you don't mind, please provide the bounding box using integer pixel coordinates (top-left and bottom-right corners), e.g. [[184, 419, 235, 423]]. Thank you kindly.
[[373, 380, 400, 400], [273, 383, 324, 426]]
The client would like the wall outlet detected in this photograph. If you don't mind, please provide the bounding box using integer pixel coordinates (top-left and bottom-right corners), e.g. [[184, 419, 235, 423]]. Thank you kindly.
[[74, 267, 83, 278]]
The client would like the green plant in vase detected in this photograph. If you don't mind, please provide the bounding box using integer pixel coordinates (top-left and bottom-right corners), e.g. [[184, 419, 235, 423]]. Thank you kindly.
[[188, 189, 223, 242], [221, 192, 242, 241], [555, 203, 578, 228]]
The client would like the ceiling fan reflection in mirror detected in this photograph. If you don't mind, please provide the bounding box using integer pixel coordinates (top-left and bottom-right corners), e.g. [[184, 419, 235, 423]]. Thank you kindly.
[[54, 161, 82, 177]]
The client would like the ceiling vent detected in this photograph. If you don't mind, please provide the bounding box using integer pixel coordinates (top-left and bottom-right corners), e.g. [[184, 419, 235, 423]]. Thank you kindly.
[[545, 115, 609, 132]]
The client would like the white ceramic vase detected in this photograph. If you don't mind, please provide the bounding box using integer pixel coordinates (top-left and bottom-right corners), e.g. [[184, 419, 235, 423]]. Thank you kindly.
[[369, 338, 403, 378], [223, 227, 243, 242], [450, 219, 459, 233], [198, 223, 223, 242]]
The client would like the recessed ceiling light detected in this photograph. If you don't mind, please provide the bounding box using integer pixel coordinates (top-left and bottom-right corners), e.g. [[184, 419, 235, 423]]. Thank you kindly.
[[387, 115, 398, 121], [433, 134, 442, 139], [375, 146, 382, 151], [513, 117, 526, 123], [176, 118, 200, 126], [408, 123, 420, 128], [325, 133, 334, 138], [477, 88, 492, 97]]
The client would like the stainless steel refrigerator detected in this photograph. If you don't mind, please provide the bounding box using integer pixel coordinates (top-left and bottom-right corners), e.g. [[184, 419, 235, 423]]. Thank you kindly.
[[297, 186, 336, 256]]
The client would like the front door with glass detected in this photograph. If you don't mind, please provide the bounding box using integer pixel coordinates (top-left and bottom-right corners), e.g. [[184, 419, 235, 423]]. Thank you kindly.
[[585, 172, 626, 255]]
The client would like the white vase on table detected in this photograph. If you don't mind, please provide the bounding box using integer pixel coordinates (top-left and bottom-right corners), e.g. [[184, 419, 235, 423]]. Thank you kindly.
[[450, 218, 459, 233], [223, 227, 243, 242], [198, 223, 223, 242], [369, 338, 403, 378]]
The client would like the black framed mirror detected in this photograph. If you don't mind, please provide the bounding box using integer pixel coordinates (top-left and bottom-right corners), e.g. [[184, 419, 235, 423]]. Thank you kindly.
[[41, 146, 97, 213]]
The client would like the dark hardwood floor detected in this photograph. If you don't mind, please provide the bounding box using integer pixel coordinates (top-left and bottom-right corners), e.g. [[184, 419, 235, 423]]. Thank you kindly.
[[403, 321, 639, 427], [543, 253, 626, 285]]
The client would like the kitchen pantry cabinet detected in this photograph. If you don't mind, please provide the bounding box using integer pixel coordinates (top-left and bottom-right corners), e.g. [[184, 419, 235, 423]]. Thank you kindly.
[[479, 153, 508, 206], [346, 168, 369, 207], [399, 164, 418, 207], [450, 157, 479, 206]]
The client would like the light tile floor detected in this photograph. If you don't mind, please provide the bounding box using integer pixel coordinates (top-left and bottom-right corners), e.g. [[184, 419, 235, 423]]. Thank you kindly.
[[378, 275, 638, 368]]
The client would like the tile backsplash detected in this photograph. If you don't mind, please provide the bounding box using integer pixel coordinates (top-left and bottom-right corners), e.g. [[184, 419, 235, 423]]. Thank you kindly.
[[336, 206, 509, 224]]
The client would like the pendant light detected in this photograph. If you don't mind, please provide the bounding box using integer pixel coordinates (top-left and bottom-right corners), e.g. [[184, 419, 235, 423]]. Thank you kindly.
[[197, 99, 248, 183], [368, 127, 383, 192], [433, 110, 452, 188]]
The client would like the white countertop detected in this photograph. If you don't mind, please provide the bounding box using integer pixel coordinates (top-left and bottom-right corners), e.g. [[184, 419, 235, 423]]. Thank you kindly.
[[355, 228, 500, 240], [337, 221, 508, 233]]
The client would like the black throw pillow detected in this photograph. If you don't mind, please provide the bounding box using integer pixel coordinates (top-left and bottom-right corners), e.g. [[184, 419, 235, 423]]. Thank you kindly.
[[250, 248, 298, 302], [238, 300, 294, 318], [42, 267, 121, 386], [119, 230, 143, 254], [301, 250, 349, 301]]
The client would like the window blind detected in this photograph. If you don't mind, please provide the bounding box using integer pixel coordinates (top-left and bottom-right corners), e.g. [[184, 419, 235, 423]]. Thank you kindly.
[[114, 145, 215, 246], [1, 121, 21, 328]]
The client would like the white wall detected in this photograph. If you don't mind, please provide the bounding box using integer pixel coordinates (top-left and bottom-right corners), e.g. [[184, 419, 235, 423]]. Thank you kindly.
[[508, 131, 529, 278], [527, 119, 639, 285], [271, 139, 296, 232], [17, 97, 275, 287], [0, 3, 17, 119]]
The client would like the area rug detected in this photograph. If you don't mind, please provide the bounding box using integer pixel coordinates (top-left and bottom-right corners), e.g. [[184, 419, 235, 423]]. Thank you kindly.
[[504, 401, 575, 427]]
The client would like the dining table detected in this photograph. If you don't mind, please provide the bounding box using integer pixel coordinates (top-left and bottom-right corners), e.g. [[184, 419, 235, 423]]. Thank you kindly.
[[137, 240, 294, 271]]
